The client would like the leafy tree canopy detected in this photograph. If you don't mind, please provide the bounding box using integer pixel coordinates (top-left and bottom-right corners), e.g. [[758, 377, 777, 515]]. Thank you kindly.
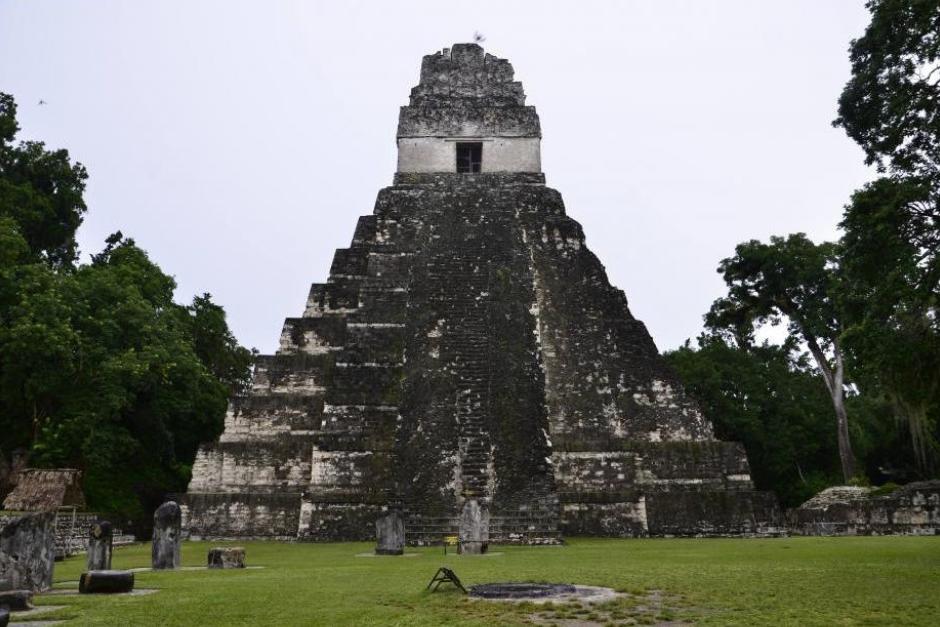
[[666, 335, 917, 505], [839, 177, 940, 470], [835, 0, 940, 180], [0, 93, 251, 527], [0, 93, 88, 268], [707, 234, 841, 351], [706, 234, 858, 482]]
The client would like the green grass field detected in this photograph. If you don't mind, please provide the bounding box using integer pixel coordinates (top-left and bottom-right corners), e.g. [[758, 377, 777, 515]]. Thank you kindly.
[[21, 536, 940, 626]]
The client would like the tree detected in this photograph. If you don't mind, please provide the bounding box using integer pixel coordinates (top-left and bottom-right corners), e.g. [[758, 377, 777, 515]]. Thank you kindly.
[[0, 93, 251, 526], [0, 93, 88, 268], [840, 177, 940, 470], [835, 0, 940, 181], [706, 234, 858, 482], [666, 336, 844, 506], [835, 0, 940, 472], [186, 293, 254, 397]]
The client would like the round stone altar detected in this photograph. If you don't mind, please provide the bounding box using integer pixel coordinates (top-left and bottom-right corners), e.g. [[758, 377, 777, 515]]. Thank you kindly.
[[469, 583, 576, 599]]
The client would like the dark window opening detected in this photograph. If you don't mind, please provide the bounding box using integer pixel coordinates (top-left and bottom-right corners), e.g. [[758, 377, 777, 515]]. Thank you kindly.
[[456, 142, 482, 173]]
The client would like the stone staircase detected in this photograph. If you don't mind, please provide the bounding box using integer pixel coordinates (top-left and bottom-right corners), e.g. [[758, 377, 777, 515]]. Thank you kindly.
[[450, 259, 492, 502], [406, 255, 562, 547], [404, 513, 561, 546]]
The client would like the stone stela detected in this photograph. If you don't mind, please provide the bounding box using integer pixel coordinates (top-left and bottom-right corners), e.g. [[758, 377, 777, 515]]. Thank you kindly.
[[181, 43, 780, 544], [152, 502, 181, 570], [0, 512, 55, 592], [86, 520, 112, 571], [374, 511, 405, 555]]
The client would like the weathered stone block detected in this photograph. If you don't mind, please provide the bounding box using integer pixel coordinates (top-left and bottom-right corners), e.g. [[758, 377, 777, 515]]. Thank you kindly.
[[207, 547, 245, 568], [152, 501, 181, 570], [0, 590, 32, 611], [86, 520, 112, 571], [789, 481, 940, 536], [646, 491, 782, 536], [0, 512, 54, 592], [79, 570, 134, 594], [374, 511, 405, 555], [458, 500, 489, 555]]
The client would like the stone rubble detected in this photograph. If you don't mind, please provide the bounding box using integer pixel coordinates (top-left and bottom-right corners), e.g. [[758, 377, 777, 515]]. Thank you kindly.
[[207, 547, 246, 568], [790, 481, 940, 535]]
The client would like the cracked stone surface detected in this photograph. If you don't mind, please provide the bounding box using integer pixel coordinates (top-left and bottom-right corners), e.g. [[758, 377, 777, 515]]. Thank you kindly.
[[0, 512, 54, 592], [151, 502, 181, 570]]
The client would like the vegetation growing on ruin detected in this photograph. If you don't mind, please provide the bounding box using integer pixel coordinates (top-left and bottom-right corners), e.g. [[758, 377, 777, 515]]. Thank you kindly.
[[32, 537, 940, 625]]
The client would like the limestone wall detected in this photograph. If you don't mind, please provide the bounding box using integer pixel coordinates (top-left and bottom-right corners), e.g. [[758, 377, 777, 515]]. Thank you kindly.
[[396, 137, 541, 173], [790, 482, 940, 536], [396, 44, 541, 174]]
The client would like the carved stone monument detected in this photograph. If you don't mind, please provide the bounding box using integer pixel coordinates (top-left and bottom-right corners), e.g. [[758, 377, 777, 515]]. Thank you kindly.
[[374, 510, 405, 555], [86, 520, 113, 571], [0, 512, 54, 592], [151, 501, 181, 570], [458, 499, 489, 555], [207, 547, 246, 569]]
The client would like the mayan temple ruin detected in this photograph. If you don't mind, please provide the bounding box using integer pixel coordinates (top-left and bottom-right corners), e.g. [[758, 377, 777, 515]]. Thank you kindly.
[[182, 43, 780, 542]]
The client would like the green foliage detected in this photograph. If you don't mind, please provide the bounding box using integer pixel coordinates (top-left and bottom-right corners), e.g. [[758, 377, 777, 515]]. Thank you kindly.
[[841, 177, 938, 310], [707, 234, 841, 349], [835, 0, 940, 180], [839, 177, 940, 472], [870, 481, 900, 496], [835, 0, 940, 474], [188, 293, 254, 396], [0, 93, 88, 268], [705, 234, 858, 482], [0, 93, 250, 527], [666, 337, 843, 506], [690, 1, 940, 489]]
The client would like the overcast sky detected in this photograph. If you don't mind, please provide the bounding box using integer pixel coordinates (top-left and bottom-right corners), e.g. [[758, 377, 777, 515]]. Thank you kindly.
[[1, 0, 874, 354]]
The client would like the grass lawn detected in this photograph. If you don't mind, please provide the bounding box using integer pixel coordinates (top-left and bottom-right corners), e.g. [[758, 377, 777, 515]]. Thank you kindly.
[[23, 536, 939, 626]]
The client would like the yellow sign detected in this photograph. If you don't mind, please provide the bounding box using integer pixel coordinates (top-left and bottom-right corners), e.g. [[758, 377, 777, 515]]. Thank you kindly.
[[444, 535, 459, 545]]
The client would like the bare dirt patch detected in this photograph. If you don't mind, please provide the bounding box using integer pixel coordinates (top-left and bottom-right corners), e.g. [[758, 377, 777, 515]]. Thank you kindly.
[[525, 588, 697, 626]]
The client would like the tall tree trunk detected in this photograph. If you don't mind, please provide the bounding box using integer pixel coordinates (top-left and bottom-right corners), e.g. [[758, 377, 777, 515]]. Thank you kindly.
[[831, 344, 856, 481], [806, 336, 856, 482]]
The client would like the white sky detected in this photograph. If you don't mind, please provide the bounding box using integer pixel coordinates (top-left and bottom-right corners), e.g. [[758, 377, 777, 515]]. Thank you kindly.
[[0, 0, 874, 354]]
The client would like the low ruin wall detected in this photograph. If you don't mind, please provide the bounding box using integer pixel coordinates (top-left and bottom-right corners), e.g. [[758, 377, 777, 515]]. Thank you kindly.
[[789, 481, 940, 536]]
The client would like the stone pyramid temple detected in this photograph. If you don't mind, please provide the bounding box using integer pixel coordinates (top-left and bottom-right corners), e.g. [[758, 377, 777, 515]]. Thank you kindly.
[[183, 43, 780, 542]]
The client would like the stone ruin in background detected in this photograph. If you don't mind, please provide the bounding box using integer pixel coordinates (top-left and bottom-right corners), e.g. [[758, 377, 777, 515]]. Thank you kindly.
[[789, 481, 940, 536], [182, 43, 782, 543], [1, 469, 133, 558], [2, 469, 85, 513]]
